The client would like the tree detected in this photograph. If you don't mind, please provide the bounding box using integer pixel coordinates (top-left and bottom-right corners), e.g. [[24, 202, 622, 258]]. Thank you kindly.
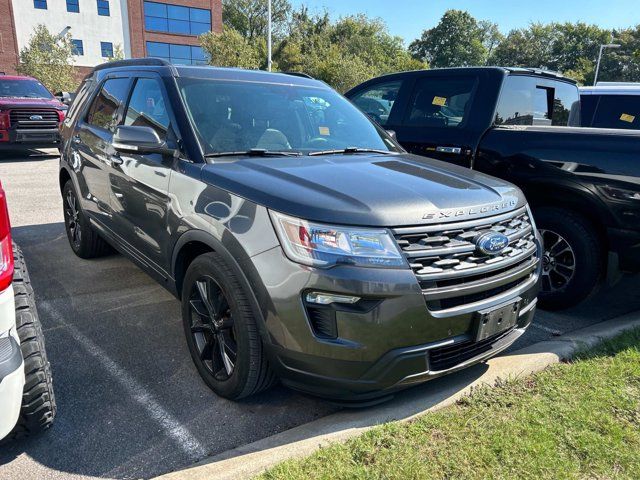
[[596, 26, 640, 83], [409, 10, 490, 67], [200, 26, 261, 69], [276, 12, 425, 92], [489, 23, 557, 69], [16, 24, 77, 93], [204, 7, 425, 92], [107, 44, 125, 62], [222, 0, 291, 41], [478, 20, 504, 60]]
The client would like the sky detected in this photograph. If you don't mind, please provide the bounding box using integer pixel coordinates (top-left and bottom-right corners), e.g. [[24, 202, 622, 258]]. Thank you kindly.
[[288, 0, 640, 44]]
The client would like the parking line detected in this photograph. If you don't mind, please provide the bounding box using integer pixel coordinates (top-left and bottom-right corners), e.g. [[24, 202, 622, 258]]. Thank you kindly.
[[39, 301, 209, 461]]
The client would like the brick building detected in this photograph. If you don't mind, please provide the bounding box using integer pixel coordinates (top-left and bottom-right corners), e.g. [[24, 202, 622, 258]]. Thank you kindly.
[[0, 0, 222, 75]]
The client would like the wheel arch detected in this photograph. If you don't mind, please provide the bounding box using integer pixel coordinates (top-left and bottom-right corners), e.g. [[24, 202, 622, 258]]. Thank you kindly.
[[59, 166, 72, 194], [522, 181, 610, 252], [170, 229, 272, 343]]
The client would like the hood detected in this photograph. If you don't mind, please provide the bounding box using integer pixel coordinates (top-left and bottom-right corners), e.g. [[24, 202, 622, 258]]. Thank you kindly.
[[0, 97, 65, 109], [200, 153, 526, 227]]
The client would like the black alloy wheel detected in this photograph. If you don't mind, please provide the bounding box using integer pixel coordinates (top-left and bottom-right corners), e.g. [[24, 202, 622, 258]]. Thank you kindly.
[[188, 276, 237, 381], [539, 229, 577, 293], [64, 186, 82, 250], [534, 207, 602, 310], [62, 181, 112, 258], [181, 252, 276, 399]]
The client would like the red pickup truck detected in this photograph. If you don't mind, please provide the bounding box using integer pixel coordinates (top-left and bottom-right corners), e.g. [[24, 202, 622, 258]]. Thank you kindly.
[[0, 75, 67, 151]]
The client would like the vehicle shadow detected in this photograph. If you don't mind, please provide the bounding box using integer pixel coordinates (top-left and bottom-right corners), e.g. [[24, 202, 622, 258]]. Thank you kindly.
[[0, 149, 59, 163]]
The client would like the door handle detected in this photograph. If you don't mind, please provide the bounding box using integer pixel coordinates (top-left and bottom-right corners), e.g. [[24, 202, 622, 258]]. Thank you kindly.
[[436, 146, 462, 155]]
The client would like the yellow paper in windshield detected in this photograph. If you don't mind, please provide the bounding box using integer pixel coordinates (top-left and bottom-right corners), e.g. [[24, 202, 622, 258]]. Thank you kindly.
[[432, 96, 447, 106], [620, 113, 636, 123], [319, 126, 331, 136]]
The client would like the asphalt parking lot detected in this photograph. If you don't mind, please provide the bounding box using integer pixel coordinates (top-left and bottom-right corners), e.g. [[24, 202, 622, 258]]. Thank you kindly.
[[1, 152, 639, 480]]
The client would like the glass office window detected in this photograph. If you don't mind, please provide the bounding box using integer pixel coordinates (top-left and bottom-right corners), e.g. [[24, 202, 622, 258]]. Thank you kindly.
[[71, 39, 84, 56], [146, 42, 207, 65], [144, 1, 211, 35], [100, 42, 114, 58], [34, 0, 47, 9], [67, 0, 79, 13], [97, 0, 110, 16]]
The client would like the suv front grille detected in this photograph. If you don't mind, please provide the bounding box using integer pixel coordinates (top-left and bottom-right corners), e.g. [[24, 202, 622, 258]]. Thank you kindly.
[[392, 206, 540, 314], [9, 109, 59, 129]]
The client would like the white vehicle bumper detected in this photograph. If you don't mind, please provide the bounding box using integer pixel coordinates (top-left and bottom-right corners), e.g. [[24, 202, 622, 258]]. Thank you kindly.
[[0, 286, 24, 440]]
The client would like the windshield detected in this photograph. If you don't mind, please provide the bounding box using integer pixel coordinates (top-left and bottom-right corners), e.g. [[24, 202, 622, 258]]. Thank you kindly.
[[0, 79, 54, 99], [177, 77, 400, 156]]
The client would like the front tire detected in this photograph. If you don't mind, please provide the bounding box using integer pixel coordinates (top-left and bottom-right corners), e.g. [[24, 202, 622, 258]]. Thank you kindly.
[[7, 243, 56, 441], [535, 208, 602, 310], [62, 180, 111, 259], [181, 252, 275, 400]]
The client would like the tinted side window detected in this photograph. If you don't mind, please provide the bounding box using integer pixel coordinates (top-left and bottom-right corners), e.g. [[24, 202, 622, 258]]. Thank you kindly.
[[580, 95, 599, 126], [124, 78, 170, 139], [495, 76, 580, 127], [86, 78, 130, 131], [592, 95, 640, 130], [403, 77, 476, 128], [349, 81, 402, 126]]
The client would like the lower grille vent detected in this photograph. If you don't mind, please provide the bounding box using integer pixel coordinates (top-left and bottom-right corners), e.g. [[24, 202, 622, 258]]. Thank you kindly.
[[429, 328, 514, 372]]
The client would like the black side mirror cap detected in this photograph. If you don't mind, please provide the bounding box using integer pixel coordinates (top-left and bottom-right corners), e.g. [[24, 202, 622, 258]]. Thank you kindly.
[[113, 125, 178, 157]]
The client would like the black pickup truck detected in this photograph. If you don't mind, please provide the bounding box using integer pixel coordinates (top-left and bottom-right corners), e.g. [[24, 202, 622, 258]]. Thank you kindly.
[[347, 67, 640, 309]]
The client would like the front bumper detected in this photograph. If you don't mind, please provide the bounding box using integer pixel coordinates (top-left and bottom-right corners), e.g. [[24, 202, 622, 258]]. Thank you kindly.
[[247, 244, 539, 401], [0, 128, 61, 149], [0, 286, 24, 440]]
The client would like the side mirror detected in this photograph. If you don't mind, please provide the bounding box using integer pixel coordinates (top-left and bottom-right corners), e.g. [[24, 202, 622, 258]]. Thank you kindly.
[[55, 91, 74, 106], [113, 125, 177, 157], [386, 130, 397, 140]]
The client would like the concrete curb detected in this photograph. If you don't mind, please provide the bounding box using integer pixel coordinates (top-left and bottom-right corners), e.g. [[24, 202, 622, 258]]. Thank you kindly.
[[155, 311, 640, 480]]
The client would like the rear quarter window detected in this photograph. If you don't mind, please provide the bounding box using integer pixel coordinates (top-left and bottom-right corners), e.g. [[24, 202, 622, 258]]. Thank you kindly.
[[495, 76, 580, 127]]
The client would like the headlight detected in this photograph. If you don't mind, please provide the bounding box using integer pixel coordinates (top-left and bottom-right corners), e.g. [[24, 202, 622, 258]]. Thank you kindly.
[[269, 211, 405, 268], [600, 185, 640, 202]]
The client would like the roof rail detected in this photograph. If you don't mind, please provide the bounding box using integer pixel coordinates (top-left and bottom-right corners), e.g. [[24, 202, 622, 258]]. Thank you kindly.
[[283, 71, 314, 79], [91, 57, 175, 73]]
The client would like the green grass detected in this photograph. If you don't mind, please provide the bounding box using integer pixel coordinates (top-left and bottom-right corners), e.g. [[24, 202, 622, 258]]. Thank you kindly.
[[260, 329, 640, 480]]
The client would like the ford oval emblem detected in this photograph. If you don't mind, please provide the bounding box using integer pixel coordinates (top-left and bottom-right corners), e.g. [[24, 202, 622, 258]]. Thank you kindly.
[[30, 115, 43, 121], [475, 231, 509, 256]]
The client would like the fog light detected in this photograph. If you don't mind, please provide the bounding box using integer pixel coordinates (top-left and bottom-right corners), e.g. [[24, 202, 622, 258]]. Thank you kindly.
[[305, 292, 360, 305]]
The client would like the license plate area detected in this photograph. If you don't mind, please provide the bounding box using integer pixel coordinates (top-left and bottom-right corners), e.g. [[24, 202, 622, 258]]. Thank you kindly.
[[474, 298, 521, 342]]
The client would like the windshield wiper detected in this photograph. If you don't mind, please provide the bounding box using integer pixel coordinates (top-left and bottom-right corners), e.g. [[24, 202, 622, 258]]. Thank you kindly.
[[308, 147, 394, 156], [204, 149, 303, 158]]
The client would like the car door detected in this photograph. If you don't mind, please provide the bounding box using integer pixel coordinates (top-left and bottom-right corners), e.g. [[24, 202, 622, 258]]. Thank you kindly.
[[108, 75, 178, 273], [392, 74, 479, 168], [71, 76, 131, 226]]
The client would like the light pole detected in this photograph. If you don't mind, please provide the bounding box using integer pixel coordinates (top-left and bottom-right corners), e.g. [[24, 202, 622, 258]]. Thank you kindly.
[[594, 43, 621, 85], [267, 0, 272, 72]]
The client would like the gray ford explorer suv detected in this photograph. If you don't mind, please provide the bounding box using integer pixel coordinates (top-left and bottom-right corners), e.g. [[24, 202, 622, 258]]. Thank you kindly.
[[59, 59, 541, 402]]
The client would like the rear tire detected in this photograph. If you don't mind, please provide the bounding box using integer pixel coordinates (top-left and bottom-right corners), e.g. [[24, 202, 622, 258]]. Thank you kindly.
[[181, 252, 276, 400], [6, 243, 56, 440], [535, 208, 602, 310], [62, 180, 111, 259]]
